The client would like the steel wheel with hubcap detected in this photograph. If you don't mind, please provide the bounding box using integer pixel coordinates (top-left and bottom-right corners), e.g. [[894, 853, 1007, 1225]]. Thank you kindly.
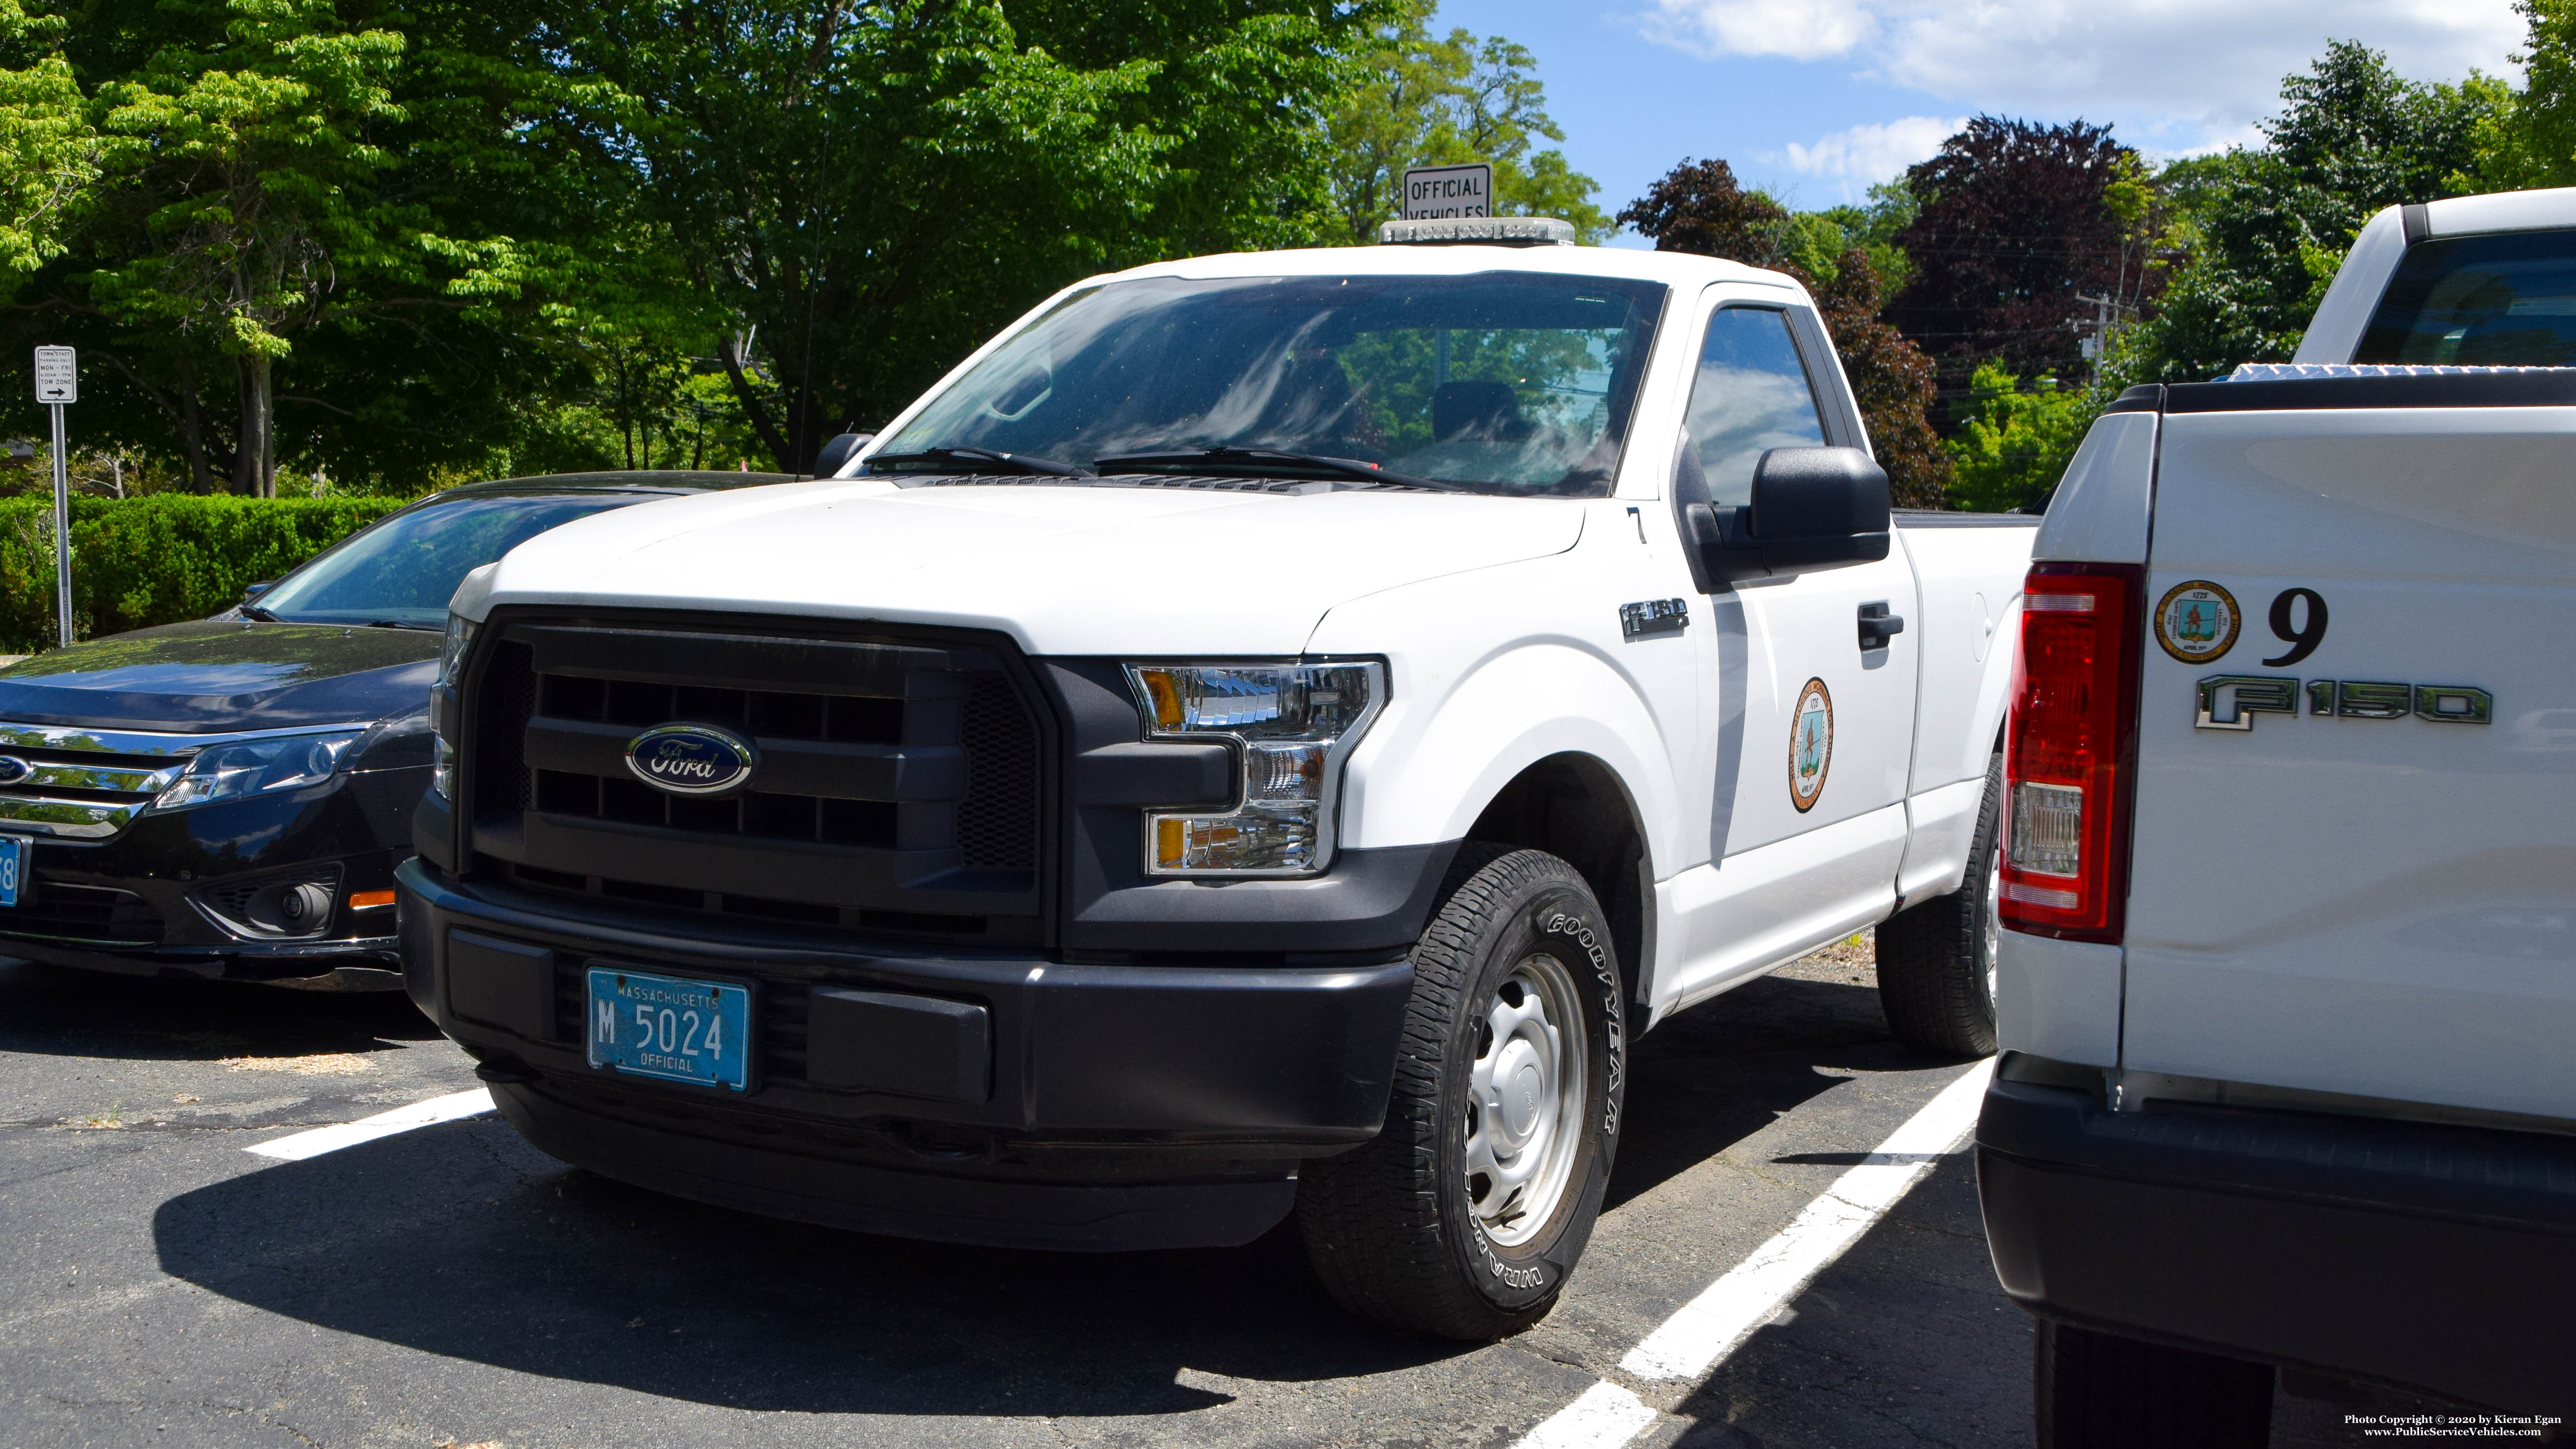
[[1467, 952, 1588, 1246], [1297, 845, 1626, 1340]]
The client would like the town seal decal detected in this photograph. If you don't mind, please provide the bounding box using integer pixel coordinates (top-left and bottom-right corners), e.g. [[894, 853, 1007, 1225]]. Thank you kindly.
[[1788, 677, 1833, 813], [2155, 580, 2239, 664]]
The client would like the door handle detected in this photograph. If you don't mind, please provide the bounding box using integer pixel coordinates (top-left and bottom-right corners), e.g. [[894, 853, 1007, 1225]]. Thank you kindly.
[[1858, 601, 1905, 651]]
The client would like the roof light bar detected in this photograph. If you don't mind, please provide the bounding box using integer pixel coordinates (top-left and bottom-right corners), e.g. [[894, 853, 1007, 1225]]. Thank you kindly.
[[1375, 216, 1576, 247]]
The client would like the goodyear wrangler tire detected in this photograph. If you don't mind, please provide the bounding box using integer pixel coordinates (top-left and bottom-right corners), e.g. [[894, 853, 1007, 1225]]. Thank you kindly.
[[1296, 845, 1626, 1340], [1876, 754, 2002, 1057]]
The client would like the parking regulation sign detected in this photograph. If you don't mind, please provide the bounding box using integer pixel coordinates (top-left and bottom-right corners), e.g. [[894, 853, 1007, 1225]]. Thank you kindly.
[[1403, 164, 1491, 220], [34, 346, 74, 405]]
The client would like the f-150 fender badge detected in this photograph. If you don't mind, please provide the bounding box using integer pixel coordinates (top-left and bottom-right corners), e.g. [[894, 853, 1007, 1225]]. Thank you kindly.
[[1789, 678, 1833, 812], [2197, 675, 2493, 730], [2155, 580, 2240, 663], [1620, 599, 1688, 638], [627, 723, 759, 795]]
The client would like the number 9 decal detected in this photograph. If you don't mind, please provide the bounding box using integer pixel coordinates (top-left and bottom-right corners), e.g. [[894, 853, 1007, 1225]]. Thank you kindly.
[[2262, 588, 2329, 668]]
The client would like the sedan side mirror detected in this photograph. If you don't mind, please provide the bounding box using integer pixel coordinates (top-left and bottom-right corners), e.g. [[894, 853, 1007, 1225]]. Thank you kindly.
[[812, 432, 873, 479], [1683, 446, 1891, 590], [242, 579, 276, 602]]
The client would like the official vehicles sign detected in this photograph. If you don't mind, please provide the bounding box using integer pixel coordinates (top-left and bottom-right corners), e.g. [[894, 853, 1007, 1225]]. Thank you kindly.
[[1403, 164, 1492, 220]]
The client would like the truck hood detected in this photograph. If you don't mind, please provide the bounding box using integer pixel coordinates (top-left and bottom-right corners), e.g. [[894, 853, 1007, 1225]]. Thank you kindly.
[[0, 621, 439, 731], [475, 478, 1589, 654]]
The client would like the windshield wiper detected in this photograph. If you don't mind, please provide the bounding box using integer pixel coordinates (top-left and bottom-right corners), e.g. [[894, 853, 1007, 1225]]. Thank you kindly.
[[864, 446, 1094, 478], [239, 604, 280, 622], [364, 620, 438, 631], [1091, 446, 1467, 492]]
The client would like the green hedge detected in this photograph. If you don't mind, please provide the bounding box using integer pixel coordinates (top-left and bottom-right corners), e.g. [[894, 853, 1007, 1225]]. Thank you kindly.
[[0, 495, 406, 653]]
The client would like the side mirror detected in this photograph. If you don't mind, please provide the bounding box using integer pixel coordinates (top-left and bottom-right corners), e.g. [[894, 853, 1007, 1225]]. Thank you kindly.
[[1684, 446, 1890, 589], [812, 432, 873, 479], [242, 579, 276, 602]]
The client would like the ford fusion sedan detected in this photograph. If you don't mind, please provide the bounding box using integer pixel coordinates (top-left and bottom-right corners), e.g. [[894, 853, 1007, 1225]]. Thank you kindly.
[[0, 470, 787, 990]]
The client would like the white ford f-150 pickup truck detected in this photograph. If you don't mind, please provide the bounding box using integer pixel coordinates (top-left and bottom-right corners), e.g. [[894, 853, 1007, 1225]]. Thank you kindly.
[[1981, 187, 2576, 1432], [400, 215, 2034, 1338]]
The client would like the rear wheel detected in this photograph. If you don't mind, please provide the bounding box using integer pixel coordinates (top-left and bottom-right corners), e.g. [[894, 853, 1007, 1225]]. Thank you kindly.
[[1876, 754, 2002, 1055], [1296, 845, 1625, 1340], [2035, 1320, 2275, 1449]]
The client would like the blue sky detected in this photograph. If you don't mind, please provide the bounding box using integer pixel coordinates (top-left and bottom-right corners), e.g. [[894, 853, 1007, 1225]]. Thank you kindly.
[[1436, 0, 2528, 237]]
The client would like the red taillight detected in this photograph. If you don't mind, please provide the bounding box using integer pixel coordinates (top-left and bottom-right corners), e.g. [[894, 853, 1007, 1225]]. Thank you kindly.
[[2000, 561, 2144, 942]]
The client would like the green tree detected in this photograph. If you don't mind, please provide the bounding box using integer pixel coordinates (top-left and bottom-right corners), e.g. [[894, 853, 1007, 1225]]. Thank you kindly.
[[563, 0, 1385, 470], [83, 0, 412, 495], [1785, 182, 1918, 305], [4, 0, 663, 496], [2117, 41, 2502, 384], [0, 1, 94, 283], [2469, 1, 2576, 189], [1943, 362, 2089, 512], [1325, 1, 1608, 244]]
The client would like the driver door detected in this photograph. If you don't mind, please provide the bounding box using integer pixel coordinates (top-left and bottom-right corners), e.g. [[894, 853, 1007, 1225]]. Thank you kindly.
[[1671, 294, 1920, 997]]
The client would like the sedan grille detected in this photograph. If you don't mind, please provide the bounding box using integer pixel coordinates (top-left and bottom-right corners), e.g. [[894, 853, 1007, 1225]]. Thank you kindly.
[[0, 723, 361, 840]]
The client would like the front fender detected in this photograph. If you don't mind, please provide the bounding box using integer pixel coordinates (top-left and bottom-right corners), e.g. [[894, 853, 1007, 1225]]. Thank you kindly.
[[1349, 640, 1678, 862], [1314, 557, 1695, 881]]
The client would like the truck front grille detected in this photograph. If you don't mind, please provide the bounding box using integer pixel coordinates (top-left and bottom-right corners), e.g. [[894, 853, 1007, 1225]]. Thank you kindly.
[[462, 615, 1046, 944]]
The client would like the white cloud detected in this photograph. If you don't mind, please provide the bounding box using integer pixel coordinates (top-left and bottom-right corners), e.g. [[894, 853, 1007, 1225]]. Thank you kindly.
[[1771, 115, 1964, 198], [1640, 0, 1877, 61], [1637, 0, 2523, 154]]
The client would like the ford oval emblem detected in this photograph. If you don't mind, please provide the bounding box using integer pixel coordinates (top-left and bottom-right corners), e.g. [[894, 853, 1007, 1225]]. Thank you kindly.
[[0, 755, 27, 786], [625, 724, 757, 796]]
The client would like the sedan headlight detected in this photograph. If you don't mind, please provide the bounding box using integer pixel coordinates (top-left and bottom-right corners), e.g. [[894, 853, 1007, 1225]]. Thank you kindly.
[[150, 730, 364, 813], [1126, 661, 1384, 876], [429, 612, 475, 800], [437, 612, 477, 689]]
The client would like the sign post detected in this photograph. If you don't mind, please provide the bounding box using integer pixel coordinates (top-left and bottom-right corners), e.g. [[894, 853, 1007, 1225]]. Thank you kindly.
[[33, 346, 74, 648], [1402, 163, 1492, 221]]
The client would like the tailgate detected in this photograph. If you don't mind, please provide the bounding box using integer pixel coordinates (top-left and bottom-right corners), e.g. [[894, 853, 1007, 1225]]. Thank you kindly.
[[2124, 390, 2576, 1118]]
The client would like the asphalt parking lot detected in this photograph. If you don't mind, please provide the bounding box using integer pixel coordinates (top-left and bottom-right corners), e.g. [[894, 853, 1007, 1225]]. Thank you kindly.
[[1, 942, 2441, 1448]]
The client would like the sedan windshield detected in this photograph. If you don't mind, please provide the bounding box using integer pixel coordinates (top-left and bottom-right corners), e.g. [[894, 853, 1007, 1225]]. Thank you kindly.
[[251, 492, 644, 628], [876, 272, 1668, 496]]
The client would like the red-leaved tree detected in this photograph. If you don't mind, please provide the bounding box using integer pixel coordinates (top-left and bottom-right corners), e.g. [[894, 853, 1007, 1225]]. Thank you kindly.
[[1620, 159, 1952, 507]]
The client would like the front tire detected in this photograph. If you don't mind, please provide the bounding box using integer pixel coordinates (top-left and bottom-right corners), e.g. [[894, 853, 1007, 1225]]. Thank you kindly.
[[1297, 845, 1626, 1340], [1876, 754, 2003, 1055]]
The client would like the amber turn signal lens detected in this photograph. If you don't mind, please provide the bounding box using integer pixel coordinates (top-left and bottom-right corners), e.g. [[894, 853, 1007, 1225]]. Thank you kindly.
[[347, 889, 397, 909]]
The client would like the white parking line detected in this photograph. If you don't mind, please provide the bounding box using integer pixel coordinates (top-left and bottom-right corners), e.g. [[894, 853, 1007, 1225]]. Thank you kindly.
[[1511, 1057, 1996, 1449], [242, 1087, 496, 1161], [1515, 1382, 1657, 1449]]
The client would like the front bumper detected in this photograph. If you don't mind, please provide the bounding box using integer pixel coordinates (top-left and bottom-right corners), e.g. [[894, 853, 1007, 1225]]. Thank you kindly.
[[0, 768, 424, 988], [399, 859, 1416, 1250], [1977, 1062, 2576, 1410]]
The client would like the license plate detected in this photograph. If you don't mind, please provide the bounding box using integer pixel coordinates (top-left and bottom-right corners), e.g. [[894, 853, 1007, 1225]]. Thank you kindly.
[[584, 966, 751, 1091], [0, 835, 25, 908]]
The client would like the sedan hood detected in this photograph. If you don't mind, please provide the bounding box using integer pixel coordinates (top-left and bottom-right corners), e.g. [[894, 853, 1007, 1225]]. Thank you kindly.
[[0, 622, 440, 731], [476, 478, 1589, 654]]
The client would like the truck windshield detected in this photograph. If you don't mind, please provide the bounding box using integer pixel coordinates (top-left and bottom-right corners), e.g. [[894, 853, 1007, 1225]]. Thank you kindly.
[[876, 272, 1668, 496], [250, 491, 642, 628], [2355, 229, 2576, 365]]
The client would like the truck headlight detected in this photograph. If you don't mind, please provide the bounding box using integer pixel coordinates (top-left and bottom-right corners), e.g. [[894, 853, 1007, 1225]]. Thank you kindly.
[[1125, 661, 1384, 876], [150, 729, 364, 813], [429, 612, 475, 800]]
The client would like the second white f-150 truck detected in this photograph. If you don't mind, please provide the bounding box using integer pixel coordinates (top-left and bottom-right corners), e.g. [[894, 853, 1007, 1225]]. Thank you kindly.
[[1981, 186, 2576, 1432], [399, 215, 2033, 1338]]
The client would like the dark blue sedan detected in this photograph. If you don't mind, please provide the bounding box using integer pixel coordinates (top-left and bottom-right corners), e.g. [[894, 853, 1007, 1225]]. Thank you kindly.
[[0, 471, 786, 989]]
